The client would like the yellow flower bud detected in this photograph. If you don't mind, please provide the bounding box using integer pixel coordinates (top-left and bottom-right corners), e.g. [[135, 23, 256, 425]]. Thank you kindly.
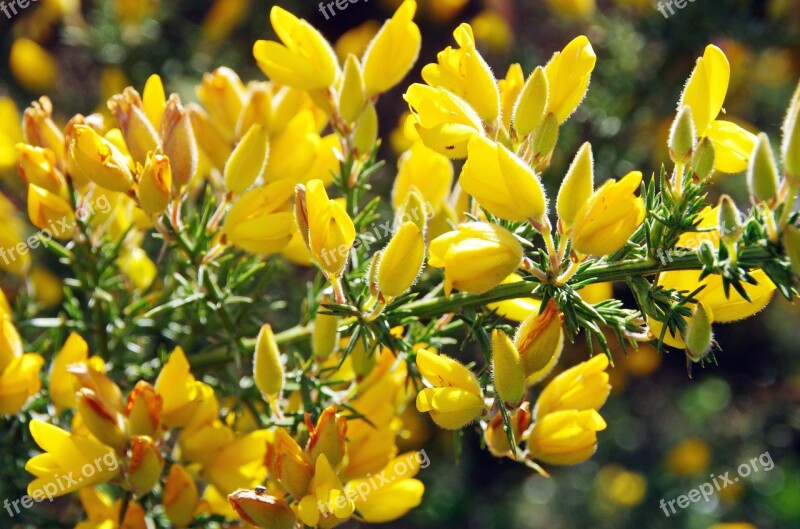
[[394, 186, 430, 234], [781, 79, 800, 183], [421, 23, 499, 122], [236, 82, 273, 138], [513, 66, 548, 138], [16, 144, 66, 196], [718, 194, 742, 244], [136, 154, 172, 215], [302, 179, 356, 278], [254, 6, 339, 91], [415, 348, 484, 429], [161, 95, 198, 189], [224, 124, 270, 193], [228, 489, 296, 529], [223, 180, 295, 255], [142, 74, 166, 129], [307, 406, 347, 469], [527, 409, 606, 465], [534, 354, 610, 419], [544, 36, 596, 123], [377, 221, 425, 298], [363, 0, 421, 96], [669, 105, 697, 164], [70, 125, 134, 192], [10, 38, 58, 93], [23, 97, 64, 165], [339, 54, 367, 124], [403, 83, 483, 158], [499, 64, 525, 132], [350, 335, 378, 377], [460, 135, 547, 222], [27, 184, 75, 239], [514, 300, 564, 383], [429, 222, 523, 295], [690, 136, 716, 180], [531, 112, 560, 171], [125, 381, 162, 439], [783, 225, 800, 276], [312, 298, 339, 361], [685, 302, 714, 362], [557, 142, 594, 227], [571, 171, 645, 256], [164, 464, 198, 528], [76, 388, 127, 450], [254, 324, 284, 397], [392, 142, 453, 215], [128, 435, 164, 495], [747, 133, 780, 202], [108, 87, 159, 165], [484, 404, 531, 457], [491, 329, 525, 404], [353, 102, 378, 157]]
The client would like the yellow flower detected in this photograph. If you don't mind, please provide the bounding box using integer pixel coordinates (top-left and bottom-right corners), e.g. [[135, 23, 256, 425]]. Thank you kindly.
[[136, 154, 172, 215], [128, 435, 164, 495], [254, 6, 339, 91], [469, 10, 513, 54], [429, 222, 523, 295], [107, 87, 159, 165], [544, 36, 596, 124], [27, 184, 76, 239], [224, 124, 270, 193], [223, 180, 295, 255], [164, 464, 199, 528], [155, 346, 204, 428], [596, 464, 647, 508], [142, 74, 166, 129], [545, 0, 596, 17], [16, 144, 66, 196], [76, 487, 148, 529], [348, 453, 425, 522], [377, 221, 425, 298], [571, 171, 645, 256], [69, 125, 134, 193], [527, 409, 606, 465], [298, 454, 355, 525], [125, 381, 162, 439], [201, 0, 250, 42], [679, 45, 757, 173], [415, 348, 484, 429], [404, 83, 483, 158], [664, 438, 711, 476], [460, 135, 547, 222], [534, 354, 610, 419], [0, 314, 43, 415], [26, 420, 119, 498], [48, 332, 98, 411], [9, 38, 58, 93], [31, 266, 64, 308], [0, 97, 22, 171], [23, 97, 65, 166], [484, 404, 531, 457], [362, 0, 421, 96], [267, 428, 314, 498], [117, 246, 157, 290], [651, 206, 776, 348], [421, 23, 499, 122], [301, 179, 356, 279], [392, 142, 453, 214], [263, 110, 321, 184]]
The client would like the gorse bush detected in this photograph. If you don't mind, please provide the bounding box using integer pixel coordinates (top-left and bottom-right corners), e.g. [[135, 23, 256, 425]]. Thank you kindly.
[[1, 1, 799, 528]]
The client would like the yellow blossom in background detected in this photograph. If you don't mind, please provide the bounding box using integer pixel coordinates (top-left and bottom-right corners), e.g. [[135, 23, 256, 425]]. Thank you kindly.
[[201, 0, 251, 42], [9, 38, 58, 93], [680, 45, 757, 173], [0, 97, 22, 172], [470, 10, 513, 54], [415, 348, 484, 429], [664, 437, 711, 476], [596, 464, 648, 508], [335, 21, 381, 61], [76, 487, 148, 529], [392, 142, 453, 214], [545, 0, 596, 18], [0, 314, 43, 415]]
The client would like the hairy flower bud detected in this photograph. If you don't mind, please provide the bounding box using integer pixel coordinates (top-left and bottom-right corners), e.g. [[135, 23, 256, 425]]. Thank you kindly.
[[557, 142, 594, 227], [513, 66, 548, 138], [747, 133, 780, 202], [669, 106, 697, 164], [377, 221, 425, 298], [718, 195, 742, 244], [514, 300, 564, 384], [228, 489, 296, 529], [254, 324, 284, 397], [108, 87, 159, 165], [491, 329, 525, 404], [224, 124, 269, 193], [137, 154, 172, 215]]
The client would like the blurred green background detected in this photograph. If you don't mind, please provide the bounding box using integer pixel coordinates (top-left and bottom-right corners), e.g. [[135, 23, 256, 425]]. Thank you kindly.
[[2, 1, 800, 528]]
